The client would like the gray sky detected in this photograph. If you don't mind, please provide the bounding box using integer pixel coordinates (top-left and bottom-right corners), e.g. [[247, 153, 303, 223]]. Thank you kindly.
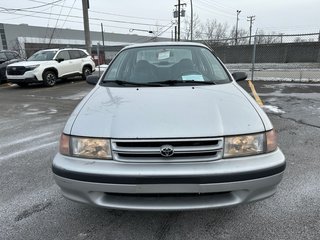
[[0, 0, 319, 38]]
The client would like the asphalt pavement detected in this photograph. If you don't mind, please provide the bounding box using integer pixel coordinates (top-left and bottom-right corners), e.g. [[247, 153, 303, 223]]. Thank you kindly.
[[0, 79, 319, 240]]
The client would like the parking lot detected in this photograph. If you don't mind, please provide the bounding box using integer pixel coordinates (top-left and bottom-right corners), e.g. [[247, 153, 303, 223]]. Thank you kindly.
[[0, 80, 319, 240]]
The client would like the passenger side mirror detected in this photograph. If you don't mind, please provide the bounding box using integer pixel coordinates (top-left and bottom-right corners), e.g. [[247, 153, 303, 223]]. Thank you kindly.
[[55, 58, 64, 63], [86, 75, 99, 85], [232, 72, 247, 82], [0, 58, 6, 64]]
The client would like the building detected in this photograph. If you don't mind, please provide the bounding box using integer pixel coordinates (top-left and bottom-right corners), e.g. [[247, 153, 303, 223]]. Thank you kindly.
[[0, 23, 170, 63]]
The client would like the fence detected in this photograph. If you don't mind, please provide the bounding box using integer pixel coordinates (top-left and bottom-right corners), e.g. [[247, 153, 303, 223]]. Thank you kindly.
[[203, 33, 320, 82]]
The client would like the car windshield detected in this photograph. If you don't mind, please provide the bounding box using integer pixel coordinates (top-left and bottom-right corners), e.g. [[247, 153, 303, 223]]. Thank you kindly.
[[0, 52, 6, 60], [101, 45, 230, 87], [28, 50, 57, 61]]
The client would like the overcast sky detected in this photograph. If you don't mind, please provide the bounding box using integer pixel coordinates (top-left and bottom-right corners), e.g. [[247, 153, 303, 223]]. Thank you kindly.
[[0, 0, 319, 38]]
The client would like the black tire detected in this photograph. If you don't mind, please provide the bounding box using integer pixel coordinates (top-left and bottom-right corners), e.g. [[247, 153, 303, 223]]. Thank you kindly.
[[43, 70, 57, 87], [82, 66, 92, 80], [17, 83, 29, 87]]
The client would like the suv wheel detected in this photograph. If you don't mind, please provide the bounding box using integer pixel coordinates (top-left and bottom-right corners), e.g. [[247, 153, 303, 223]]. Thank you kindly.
[[43, 70, 57, 87], [82, 66, 92, 80]]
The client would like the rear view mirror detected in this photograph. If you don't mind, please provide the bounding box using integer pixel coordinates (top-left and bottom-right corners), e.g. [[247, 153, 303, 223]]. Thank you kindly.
[[232, 72, 247, 82], [86, 75, 99, 85]]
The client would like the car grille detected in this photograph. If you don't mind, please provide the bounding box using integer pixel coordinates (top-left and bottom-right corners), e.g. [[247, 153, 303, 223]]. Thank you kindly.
[[111, 138, 223, 163], [6, 66, 26, 75]]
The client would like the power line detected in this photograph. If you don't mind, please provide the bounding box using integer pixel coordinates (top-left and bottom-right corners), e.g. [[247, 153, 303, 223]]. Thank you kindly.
[[0, 10, 152, 32], [28, 0, 170, 23], [0, 0, 63, 12], [60, 0, 77, 29], [5, 7, 168, 28]]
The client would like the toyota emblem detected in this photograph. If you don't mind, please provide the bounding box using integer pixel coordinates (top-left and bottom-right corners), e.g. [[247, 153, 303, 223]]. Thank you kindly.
[[160, 145, 174, 157]]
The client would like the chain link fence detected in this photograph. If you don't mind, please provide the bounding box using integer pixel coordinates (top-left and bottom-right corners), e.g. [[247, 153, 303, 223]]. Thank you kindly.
[[203, 33, 320, 82]]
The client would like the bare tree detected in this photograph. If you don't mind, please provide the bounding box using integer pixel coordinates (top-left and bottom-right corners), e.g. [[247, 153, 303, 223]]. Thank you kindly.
[[229, 26, 249, 45], [183, 13, 203, 40]]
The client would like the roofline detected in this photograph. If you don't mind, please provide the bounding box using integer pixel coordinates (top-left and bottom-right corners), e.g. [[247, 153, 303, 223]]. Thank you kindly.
[[123, 41, 208, 50]]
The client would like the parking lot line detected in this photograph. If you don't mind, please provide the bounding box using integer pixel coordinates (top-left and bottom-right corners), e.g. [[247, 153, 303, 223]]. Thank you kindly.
[[248, 80, 264, 106]]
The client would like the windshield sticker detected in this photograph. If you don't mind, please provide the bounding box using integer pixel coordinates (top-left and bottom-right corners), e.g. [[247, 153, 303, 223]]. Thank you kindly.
[[182, 74, 204, 81], [158, 51, 170, 60]]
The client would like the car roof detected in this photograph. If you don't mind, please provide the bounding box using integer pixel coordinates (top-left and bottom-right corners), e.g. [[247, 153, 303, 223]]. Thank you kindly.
[[123, 41, 209, 50]]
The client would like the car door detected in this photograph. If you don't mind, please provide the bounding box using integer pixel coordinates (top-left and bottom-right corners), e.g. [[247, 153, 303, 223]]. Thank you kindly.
[[54, 50, 73, 77], [68, 50, 82, 74]]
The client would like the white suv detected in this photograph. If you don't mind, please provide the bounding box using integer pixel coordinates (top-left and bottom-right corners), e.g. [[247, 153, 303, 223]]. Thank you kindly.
[[6, 48, 95, 87]]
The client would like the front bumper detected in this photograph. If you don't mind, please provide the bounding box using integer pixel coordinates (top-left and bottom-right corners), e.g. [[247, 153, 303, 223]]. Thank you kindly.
[[52, 149, 286, 210], [7, 70, 42, 83]]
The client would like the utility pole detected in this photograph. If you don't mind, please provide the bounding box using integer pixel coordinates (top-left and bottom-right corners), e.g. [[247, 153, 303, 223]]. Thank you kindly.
[[190, 0, 193, 41], [101, 23, 105, 64], [173, 1, 186, 41], [178, 0, 181, 41], [82, 0, 91, 54], [235, 10, 241, 45], [247, 15, 255, 45]]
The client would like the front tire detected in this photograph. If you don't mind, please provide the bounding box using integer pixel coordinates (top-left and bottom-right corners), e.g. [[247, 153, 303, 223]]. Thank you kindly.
[[82, 66, 92, 80], [43, 70, 57, 87]]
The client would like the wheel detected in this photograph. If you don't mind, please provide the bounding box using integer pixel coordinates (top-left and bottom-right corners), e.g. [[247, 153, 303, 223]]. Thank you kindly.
[[82, 66, 92, 80], [43, 70, 57, 87], [17, 83, 29, 87]]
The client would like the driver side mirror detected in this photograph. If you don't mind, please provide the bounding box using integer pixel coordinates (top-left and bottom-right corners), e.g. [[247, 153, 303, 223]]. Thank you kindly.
[[232, 72, 247, 82], [86, 75, 99, 85], [55, 58, 64, 63]]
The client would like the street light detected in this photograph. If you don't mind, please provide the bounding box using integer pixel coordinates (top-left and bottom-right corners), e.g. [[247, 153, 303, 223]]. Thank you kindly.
[[235, 10, 241, 45], [129, 28, 154, 34]]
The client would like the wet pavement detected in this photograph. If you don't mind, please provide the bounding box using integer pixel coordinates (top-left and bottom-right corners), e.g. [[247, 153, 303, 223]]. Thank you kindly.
[[0, 80, 319, 240]]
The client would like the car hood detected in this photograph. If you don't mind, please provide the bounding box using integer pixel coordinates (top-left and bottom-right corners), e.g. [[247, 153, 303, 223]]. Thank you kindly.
[[69, 83, 266, 138], [8, 60, 51, 67]]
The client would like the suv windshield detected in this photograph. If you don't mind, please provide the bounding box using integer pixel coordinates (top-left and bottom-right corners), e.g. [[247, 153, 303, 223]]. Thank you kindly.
[[28, 50, 57, 61], [102, 45, 230, 86]]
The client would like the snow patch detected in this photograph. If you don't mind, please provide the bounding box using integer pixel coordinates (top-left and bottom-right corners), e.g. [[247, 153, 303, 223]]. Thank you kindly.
[[262, 105, 285, 114], [59, 91, 88, 100]]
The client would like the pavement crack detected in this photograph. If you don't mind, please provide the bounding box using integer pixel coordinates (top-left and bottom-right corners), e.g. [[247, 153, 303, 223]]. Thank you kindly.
[[155, 213, 180, 240], [273, 114, 320, 129], [14, 201, 52, 222]]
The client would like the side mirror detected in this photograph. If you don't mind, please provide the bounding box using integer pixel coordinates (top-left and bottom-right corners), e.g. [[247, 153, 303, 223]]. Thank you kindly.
[[86, 75, 99, 85], [0, 58, 6, 64], [232, 72, 247, 82], [55, 58, 64, 63]]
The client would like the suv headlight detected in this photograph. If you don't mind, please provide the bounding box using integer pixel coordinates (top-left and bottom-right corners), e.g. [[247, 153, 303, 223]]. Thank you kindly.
[[25, 64, 40, 71], [223, 130, 277, 158], [59, 134, 112, 159]]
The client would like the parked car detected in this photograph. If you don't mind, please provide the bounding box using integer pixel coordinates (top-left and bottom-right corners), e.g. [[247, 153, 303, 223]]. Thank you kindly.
[[93, 64, 108, 77], [0, 50, 23, 84], [6, 48, 95, 87], [52, 42, 286, 211]]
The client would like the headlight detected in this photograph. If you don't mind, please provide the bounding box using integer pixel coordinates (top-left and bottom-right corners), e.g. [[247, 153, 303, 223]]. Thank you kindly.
[[25, 64, 40, 71], [59, 134, 112, 159], [223, 130, 277, 158]]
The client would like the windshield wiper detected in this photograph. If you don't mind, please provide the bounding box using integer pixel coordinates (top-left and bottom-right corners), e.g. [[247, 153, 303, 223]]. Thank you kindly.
[[101, 80, 162, 86], [150, 80, 216, 85]]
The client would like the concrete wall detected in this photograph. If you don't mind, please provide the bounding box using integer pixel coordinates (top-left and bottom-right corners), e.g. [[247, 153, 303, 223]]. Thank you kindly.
[[210, 42, 320, 63]]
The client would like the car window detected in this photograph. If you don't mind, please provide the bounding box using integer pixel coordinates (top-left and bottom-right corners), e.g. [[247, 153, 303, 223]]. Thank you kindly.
[[104, 50, 129, 80], [13, 52, 20, 59], [200, 48, 229, 81], [28, 50, 57, 61], [69, 50, 81, 59], [0, 52, 7, 61], [5, 52, 14, 60], [102, 46, 231, 85], [56, 50, 70, 60], [79, 50, 88, 58]]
